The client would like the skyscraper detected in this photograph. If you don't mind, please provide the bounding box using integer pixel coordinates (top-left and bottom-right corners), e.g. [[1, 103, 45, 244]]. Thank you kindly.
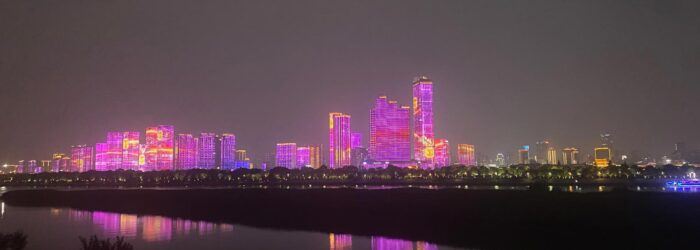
[[104, 131, 140, 170], [434, 139, 450, 167], [329, 112, 351, 168], [106, 132, 124, 170], [220, 133, 236, 170], [562, 148, 579, 165], [518, 145, 530, 164], [309, 145, 321, 168], [94, 143, 108, 171], [547, 147, 558, 165], [276, 143, 297, 169], [351, 132, 362, 149], [457, 144, 476, 166], [495, 153, 506, 167], [51, 153, 66, 172], [369, 96, 411, 163], [197, 133, 217, 169], [595, 147, 611, 167], [412, 76, 435, 167], [122, 132, 140, 170], [175, 134, 196, 170], [145, 125, 175, 171], [534, 140, 550, 164], [71, 145, 93, 172], [234, 149, 251, 169], [296, 146, 310, 168]]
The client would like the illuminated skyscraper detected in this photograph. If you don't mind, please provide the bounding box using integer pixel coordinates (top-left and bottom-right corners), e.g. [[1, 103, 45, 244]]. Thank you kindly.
[[175, 134, 196, 170], [197, 133, 217, 169], [534, 140, 550, 164], [518, 145, 530, 164], [457, 144, 476, 166], [146, 125, 175, 171], [562, 148, 580, 165], [329, 112, 351, 168], [412, 76, 435, 167], [369, 96, 411, 163], [27, 160, 39, 173], [71, 145, 93, 172], [235, 149, 251, 169], [434, 139, 450, 167], [296, 146, 310, 168], [95, 143, 108, 171], [309, 145, 321, 168], [51, 153, 66, 172], [106, 132, 124, 170], [351, 132, 362, 149], [121, 132, 140, 170], [220, 133, 236, 170], [496, 153, 506, 167], [276, 143, 297, 169], [547, 147, 558, 165], [595, 147, 611, 167]]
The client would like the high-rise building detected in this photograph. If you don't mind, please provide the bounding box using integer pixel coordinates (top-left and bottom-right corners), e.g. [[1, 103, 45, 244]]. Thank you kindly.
[[369, 96, 411, 163], [434, 139, 450, 167], [175, 134, 196, 170], [547, 147, 558, 165], [197, 133, 217, 169], [495, 153, 506, 167], [534, 140, 550, 164], [594, 147, 611, 167], [220, 133, 236, 170], [309, 145, 321, 168], [412, 76, 435, 167], [106, 132, 124, 170], [104, 131, 140, 170], [95, 143, 108, 171], [51, 153, 66, 172], [518, 145, 530, 164], [562, 148, 580, 165], [122, 132, 140, 170], [234, 149, 251, 169], [351, 132, 362, 149], [145, 125, 175, 171], [276, 143, 297, 169], [329, 112, 352, 168], [71, 145, 94, 172], [296, 146, 310, 168], [27, 160, 39, 173], [457, 144, 476, 166]]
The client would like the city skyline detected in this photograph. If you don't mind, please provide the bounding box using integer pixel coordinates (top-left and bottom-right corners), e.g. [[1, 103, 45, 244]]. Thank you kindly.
[[1, 1, 699, 165]]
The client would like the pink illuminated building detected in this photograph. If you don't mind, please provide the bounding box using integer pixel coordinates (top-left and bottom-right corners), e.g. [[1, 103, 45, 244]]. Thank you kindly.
[[175, 134, 196, 170], [220, 133, 236, 170], [94, 143, 107, 171], [413, 76, 435, 168], [351, 132, 362, 149], [369, 96, 411, 163], [434, 138, 450, 167], [71, 145, 94, 172], [146, 125, 175, 171], [99, 131, 139, 171], [329, 112, 351, 168], [296, 146, 310, 168], [197, 133, 217, 169], [275, 143, 297, 169]]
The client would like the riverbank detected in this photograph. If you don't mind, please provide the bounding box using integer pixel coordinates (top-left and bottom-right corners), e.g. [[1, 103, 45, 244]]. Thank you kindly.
[[3, 188, 699, 249]]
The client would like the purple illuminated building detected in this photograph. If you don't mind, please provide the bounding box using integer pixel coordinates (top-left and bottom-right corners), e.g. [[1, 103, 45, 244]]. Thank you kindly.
[[71, 145, 94, 172], [351, 132, 362, 149], [370, 96, 411, 163], [220, 133, 236, 170], [175, 134, 196, 170], [106, 132, 124, 170], [413, 76, 435, 167], [145, 125, 175, 171], [276, 143, 297, 169], [197, 133, 217, 169], [95, 143, 108, 171], [296, 146, 310, 168], [102, 131, 139, 171], [434, 138, 450, 167], [329, 112, 351, 168]]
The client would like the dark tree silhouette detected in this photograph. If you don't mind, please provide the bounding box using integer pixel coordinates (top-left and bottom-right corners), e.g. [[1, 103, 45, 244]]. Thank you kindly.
[[79, 235, 133, 250], [0, 231, 28, 250]]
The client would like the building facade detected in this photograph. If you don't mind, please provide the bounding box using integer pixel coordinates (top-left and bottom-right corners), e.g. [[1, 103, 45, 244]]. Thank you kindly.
[[329, 112, 352, 168], [220, 133, 236, 170], [412, 77, 435, 167], [457, 144, 476, 166], [369, 96, 411, 163], [276, 143, 297, 169]]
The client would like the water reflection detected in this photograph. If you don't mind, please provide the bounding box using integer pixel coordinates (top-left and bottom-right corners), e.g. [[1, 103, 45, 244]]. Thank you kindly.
[[329, 233, 352, 250], [53, 209, 233, 242], [371, 237, 438, 250]]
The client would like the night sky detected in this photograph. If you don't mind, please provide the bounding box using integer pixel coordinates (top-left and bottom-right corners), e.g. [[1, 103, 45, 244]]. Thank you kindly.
[[1, 0, 699, 163]]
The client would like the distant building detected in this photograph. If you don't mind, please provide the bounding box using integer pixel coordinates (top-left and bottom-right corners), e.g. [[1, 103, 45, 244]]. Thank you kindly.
[[71, 145, 94, 172], [434, 139, 450, 167], [369, 96, 411, 163], [495, 153, 506, 167], [94, 143, 108, 171], [329, 112, 352, 168], [220, 133, 236, 170], [276, 143, 297, 169], [308, 145, 322, 168], [146, 125, 175, 171], [562, 148, 580, 165], [594, 147, 611, 167], [457, 144, 476, 166], [234, 149, 251, 169], [197, 133, 217, 169], [296, 146, 310, 168], [351, 147, 369, 167], [547, 147, 558, 165], [534, 140, 550, 164], [351, 132, 363, 149], [413, 76, 435, 167], [51, 153, 66, 172], [175, 134, 196, 170], [518, 145, 530, 164]]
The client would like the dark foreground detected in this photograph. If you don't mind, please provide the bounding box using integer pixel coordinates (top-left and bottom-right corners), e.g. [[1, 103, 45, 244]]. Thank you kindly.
[[2, 188, 699, 249]]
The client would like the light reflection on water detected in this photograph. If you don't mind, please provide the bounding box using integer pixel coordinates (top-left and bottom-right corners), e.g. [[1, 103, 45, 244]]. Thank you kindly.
[[0, 204, 457, 250]]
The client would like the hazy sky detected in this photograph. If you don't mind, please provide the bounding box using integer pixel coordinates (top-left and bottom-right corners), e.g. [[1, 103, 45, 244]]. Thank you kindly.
[[1, 0, 699, 163]]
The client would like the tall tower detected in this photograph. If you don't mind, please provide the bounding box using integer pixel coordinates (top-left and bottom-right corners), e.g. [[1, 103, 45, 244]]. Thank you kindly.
[[369, 96, 411, 163], [412, 76, 434, 167], [434, 139, 450, 167], [296, 146, 310, 168], [276, 143, 297, 169], [145, 125, 174, 171], [175, 134, 197, 170], [197, 133, 217, 169], [71, 145, 94, 172], [220, 133, 236, 170], [329, 112, 351, 168]]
